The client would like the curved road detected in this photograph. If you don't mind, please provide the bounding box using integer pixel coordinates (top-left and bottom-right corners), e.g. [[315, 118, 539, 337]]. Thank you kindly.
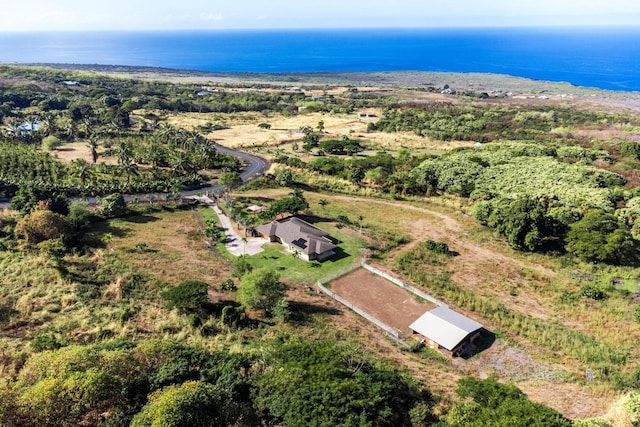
[[0, 143, 270, 209], [181, 142, 270, 197]]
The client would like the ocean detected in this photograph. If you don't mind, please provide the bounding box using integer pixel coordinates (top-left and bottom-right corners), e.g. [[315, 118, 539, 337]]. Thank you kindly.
[[1, 27, 640, 92]]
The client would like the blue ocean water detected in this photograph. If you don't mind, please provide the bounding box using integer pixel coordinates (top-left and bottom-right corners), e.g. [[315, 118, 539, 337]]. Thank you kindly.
[[1, 27, 639, 91]]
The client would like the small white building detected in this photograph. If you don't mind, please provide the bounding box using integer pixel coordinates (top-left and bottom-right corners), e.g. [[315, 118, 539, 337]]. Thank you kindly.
[[409, 306, 483, 357]]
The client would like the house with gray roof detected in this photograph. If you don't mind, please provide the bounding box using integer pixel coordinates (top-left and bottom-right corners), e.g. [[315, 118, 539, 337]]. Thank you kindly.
[[409, 306, 483, 357], [255, 216, 337, 261]]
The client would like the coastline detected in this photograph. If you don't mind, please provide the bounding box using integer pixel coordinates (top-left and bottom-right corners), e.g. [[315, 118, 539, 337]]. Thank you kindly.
[[4, 62, 640, 111]]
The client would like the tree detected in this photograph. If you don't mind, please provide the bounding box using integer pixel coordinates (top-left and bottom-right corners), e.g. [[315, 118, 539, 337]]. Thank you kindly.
[[252, 341, 432, 427], [274, 168, 294, 187], [302, 132, 320, 151], [566, 210, 639, 265], [269, 189, 309, 217], [219, 171, 242, 193], [473, 197, 564, 252], [237, 269, 286, 318]]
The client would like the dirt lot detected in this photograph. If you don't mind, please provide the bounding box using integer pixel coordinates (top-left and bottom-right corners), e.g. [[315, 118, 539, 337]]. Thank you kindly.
[[329, 267, 435, 333]]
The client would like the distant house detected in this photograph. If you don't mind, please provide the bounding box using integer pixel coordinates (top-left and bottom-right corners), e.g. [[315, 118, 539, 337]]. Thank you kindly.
[[255, 216, 337, 261], [247, 204, 267, 214], [409, 306, 483, 357], [6, 120, 43, 136]]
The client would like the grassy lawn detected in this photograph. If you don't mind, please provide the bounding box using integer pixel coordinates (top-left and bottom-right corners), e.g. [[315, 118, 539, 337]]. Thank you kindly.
[[199, 203, 365, 284], [241, 224, 364, 285]]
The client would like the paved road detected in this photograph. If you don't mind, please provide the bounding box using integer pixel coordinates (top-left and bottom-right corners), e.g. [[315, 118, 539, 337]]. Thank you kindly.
[[0, 143, 270, 210]]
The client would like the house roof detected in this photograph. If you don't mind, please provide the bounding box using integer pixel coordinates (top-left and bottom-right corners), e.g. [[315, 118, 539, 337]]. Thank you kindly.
[[255, 217, 336, 257], [409, 306, 482, 351], [247, 204, 266, 213]]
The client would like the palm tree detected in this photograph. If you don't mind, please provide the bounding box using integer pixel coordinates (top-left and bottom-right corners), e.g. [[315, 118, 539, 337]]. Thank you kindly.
[[168, 150, 191, 175], [70, 159, 90, 186], [121, 162, 139, 190], [292, 249, 301, 265], [115, 140, 134, 166], [87, 135, 100, 164]]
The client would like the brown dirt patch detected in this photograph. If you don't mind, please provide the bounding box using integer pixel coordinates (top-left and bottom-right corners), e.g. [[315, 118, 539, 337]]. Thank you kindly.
[[330, 268, 435, 332], [52, 141, 116, 165]]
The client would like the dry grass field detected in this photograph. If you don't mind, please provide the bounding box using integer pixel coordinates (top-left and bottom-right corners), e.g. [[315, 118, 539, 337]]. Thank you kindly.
[[106, 208, 231, 285], [163, 109, 474, 153]]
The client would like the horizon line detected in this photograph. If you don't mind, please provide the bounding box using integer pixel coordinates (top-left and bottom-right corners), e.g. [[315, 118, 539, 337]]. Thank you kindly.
[[2, 23, 640, 33]]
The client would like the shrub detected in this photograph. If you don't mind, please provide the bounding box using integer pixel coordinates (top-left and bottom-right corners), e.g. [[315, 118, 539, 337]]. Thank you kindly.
[[98, 193, 127, 218], [162, 280, 209, 313], [15, 209, 70, 247], [219, 279, 237, 292], [232, 255, 253, 279], [41, 135, 62, 151], [30, 331, 64, 353], [579, 283, 607, 300], [424, 239, 452, 255]]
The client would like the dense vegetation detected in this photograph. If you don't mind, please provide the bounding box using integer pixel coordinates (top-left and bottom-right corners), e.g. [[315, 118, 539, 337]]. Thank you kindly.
[[370, 103, 640, 143], [0, 338, 438, 426]]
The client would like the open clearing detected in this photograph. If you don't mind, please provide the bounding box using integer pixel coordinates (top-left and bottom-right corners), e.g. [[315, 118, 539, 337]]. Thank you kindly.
[[330, 267, 436, 333], [164, 109, 475, 153]]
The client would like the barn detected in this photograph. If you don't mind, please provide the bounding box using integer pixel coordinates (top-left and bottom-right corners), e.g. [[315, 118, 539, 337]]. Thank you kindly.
[[409, 306, 483, 357]]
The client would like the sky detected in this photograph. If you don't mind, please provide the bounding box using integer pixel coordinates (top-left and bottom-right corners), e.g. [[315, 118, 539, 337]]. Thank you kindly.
[[1, 0, 640, 32]]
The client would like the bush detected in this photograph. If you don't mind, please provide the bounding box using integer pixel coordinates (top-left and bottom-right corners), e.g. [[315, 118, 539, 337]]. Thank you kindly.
[[162, 280, 209, 313], [30, 331, 64, 353], [445, 377, 570, 426], [220, 305, 245, 327], [219, 279, 237, 292], [15, 208, 70, 247], [232, 255, 253, 279], [580, 283, 607, 300], [98, 193, 127, 218], [633, 305, 640, 323], [41, 135, 62, 151], [424, 239, 452, 255]]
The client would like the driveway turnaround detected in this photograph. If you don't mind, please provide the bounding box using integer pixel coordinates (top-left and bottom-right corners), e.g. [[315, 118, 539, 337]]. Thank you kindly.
[[211, 204, 266, 256]]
